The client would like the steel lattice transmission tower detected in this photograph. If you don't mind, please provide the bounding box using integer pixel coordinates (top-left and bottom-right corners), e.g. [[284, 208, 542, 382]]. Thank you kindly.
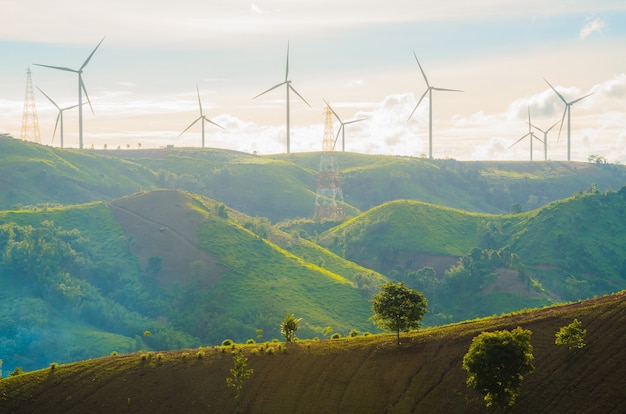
[[314, 105, 345, 219], [20, 67, 41, 144]]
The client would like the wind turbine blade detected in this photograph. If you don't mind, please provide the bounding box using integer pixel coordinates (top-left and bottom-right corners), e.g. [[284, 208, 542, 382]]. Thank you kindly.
[[546, 120, 559, 133], [544, 78, 567, 104], [529, 123, 545, 134], [196, 85, 203, 115], [571, 92, 593, 105], [324, 100, 342, 122], [556, 108, 567, 143], [81, 37, 105, 70], [178, 117, 202, 136], [344, 118, 367, 125], [432, 87, 463, 93], [285, 41, 290, 81], [253, 81, 286, 99], [80, 77, 95, 115], [36, 86, 60, 110], [289, 84, 311, 107], [413, 52, 430, 87], [204, 117, 225, 130], [333, 125, 343, 149], [52, 113, 61, 144], [408, 89, 429, 121], [509, 133, 530, 148], [64, 104, 81, 111], [33, 63, 76, 73]]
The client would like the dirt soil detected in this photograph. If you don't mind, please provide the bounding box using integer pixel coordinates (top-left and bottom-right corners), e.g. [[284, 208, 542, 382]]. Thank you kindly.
[[2, 292, 625, 413], [108, 190, 221, 287]]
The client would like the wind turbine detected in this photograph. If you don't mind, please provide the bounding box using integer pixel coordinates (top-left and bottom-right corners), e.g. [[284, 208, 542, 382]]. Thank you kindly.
[[530, 120, 559, 161], [36, 86, 80, 148], [34, 37, 104, 150], [544, 79, 593, 161], [324, 100, 366, 152], [509, 107, 543, 161], [408, 52, 462, 159], [253, 42, 311, 154], [178, 85, 225, 148]]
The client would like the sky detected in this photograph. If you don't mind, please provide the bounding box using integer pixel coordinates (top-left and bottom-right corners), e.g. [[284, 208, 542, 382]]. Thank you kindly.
[[1, 0, 625, 162]]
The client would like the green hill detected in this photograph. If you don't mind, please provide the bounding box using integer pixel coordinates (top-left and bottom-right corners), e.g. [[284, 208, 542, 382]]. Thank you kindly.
[[317, 188, 626, 324], [1, 291, 625, 413], [0, 190, 381, 373]]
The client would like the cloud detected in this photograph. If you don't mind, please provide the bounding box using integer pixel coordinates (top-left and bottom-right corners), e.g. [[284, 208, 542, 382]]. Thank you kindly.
[[579, 17, 607, 39]]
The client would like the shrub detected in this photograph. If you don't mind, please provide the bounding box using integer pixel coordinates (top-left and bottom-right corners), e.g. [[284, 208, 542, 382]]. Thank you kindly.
[[349, 329, 359, 337], [363, 332, 371, 336], [555, 318, 586, 349], [331, 333, 342, 340], [197, 350, 205, 359], [156, 353, 164, 360], [246, 339, 256, 345], [111, 351, 118, 356], [181, 352, 190, 359], [10, 367, 24, 377], [463, 327, 534, 409], [222, 339, 234, 346], [267, 347, 275, 355], [50, 362, 58, 370]]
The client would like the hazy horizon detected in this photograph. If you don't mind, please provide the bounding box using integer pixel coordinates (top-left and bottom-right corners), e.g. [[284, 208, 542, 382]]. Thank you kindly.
[[1, 1, 625, 162]]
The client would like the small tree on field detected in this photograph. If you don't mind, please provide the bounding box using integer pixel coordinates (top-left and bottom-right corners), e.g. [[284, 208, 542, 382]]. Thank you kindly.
[[555, 318, 586, 349], [462, 327, 534, 409], [226, 353, 254, 414], [370, 281, 428, 345], [280, 313, 302, 342]]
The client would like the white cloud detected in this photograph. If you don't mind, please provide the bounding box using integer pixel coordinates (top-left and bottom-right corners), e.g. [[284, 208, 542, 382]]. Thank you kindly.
[[579, 17, 607, 39]]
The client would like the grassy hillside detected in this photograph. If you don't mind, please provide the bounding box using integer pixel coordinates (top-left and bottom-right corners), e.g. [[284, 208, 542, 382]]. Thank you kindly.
[[274, 152, 626, 214], [3, 137, 625, 222], [316, 188, 626, 323], [0, 190, 381, 373], [0, 137, 156, 209], [1, 291, 625, 413]]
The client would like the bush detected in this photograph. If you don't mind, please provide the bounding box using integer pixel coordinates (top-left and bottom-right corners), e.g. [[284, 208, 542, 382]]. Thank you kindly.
[[222, 339, 234, 346], [555, 318, 586, 349], [349, 329, 359, 337], [246, 339, 256, 345], [10, 367, 24, 377], [111, 351, 118, 356], [463, 327, 534, 409], [331, 333, 342, 340]]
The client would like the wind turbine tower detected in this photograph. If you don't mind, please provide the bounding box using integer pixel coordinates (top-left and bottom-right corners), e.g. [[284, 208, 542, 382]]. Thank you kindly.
[[35, 37, 104, 149], [531, 120, 559, 161], [37, 86, 79, 148], [178, 85, 224, 148], [544, 79, 593, 161], [509, 107, 543, 161], [20, 67, 41, 144], [408, 53, 462, 159], [314, 105, 345, 220], [253, 42, 311, 154], [325, 100, 366, 152]]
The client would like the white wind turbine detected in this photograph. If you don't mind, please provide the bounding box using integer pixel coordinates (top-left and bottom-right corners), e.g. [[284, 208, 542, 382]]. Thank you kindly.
[[34, 37, 105, 150], [509, 107, 543, 161], [530, 120, 559, 161], [178, 85, 225, 148], [544, 79, 593, 161], [36, 86, 80, 148], [408, 52, 462, 159], [324, 100, 367, 152], [253, 42, 311, 154]]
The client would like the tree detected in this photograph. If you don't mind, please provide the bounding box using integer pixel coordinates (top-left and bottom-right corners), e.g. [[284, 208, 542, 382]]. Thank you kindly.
[[462, 327, 534, 409], [226, 353, 254, 414], [555, 318, 586, 349], [280, 312, 301, 342], [370, 281, 428, 345]]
